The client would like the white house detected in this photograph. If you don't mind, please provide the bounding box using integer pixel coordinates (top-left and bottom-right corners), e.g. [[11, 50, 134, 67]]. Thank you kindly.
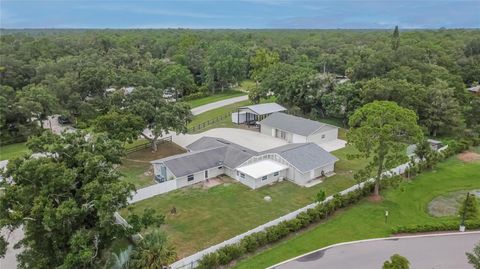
[[151, 137, 338, 191], [259, 113, 339, 145]]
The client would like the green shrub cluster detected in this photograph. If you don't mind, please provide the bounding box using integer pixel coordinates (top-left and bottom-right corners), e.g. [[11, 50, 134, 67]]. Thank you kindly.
[[442, 138, 478, 157], [182, 92, 210, 101], [196, 181, 376, 268], [392, 220, 480, 234]]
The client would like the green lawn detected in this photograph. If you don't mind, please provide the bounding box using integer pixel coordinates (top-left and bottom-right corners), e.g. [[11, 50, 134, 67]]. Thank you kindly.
[[121, 143, 367, 258], [188, 96, 277, 134], [186, 90, 246, 109], [0, 142, 29, 161], [233, 156, 480, 269]]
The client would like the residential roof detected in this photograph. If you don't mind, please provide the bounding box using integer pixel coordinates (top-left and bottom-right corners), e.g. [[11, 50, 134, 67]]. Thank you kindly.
[[263, 143, 339, 173], [153, 137, 339, 177], [187, 137, 256, 168], [151, 147, 227, 177], [238, 103, 286, 115], [259, 113, 337, 136], [236, 159, 288, 179]]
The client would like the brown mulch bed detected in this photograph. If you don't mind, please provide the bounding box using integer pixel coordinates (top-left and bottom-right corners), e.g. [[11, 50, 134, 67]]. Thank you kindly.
[[457, 151, 480, 163]]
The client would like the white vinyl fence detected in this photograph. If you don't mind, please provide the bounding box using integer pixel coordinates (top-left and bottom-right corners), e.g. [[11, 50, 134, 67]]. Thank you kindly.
[[128, 180, 178, 204], [169, 154, 431, 269], [134, 145, 448, 269]]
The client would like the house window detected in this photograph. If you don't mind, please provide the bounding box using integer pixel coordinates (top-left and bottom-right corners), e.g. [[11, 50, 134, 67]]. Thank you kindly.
[[321, 134, 326, 139], [240, 173, 245, 179], [273, 172, 279, 176], [187, 174, 194, 181], [262, 175, 268, 180]]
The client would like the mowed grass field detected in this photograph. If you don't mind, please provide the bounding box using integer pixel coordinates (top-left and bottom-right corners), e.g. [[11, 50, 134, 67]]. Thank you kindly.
[[232, 153, 480, 269], [121, 142, 367, 258], [0, 142, 29, 161]]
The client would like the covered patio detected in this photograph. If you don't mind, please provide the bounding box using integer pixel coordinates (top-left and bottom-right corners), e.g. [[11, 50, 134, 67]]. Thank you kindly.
[[232, 103, 287, 125]]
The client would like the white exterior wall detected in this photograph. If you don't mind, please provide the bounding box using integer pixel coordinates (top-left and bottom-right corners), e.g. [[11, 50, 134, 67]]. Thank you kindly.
[[292, 133, 307, 143], [176, 166, 225, 188], [260, 124, 274, 137], [307, 128, 338, 144], [235, 168, 287, 189]]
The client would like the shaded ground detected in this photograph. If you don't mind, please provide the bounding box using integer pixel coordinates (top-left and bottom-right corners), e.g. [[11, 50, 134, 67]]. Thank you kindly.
[[122, 144, 367, 258], [428, 189, 480, 217], [119, 142, 186, 188], [233, 155, 480, 269]]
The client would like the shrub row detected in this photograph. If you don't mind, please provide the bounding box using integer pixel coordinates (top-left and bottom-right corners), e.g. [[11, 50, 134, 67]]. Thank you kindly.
[[442, 137, 479, 157], [392, 220, 480, 234], [196, 181, 376, 269]]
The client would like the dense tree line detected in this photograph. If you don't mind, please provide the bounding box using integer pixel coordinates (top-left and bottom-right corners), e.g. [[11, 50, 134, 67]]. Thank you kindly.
[[1, 28, 479, 144]]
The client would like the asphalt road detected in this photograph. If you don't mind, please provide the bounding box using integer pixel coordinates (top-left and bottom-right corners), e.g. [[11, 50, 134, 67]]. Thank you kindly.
[[190, 95, 248, 115], [272, 232, 480, 269]]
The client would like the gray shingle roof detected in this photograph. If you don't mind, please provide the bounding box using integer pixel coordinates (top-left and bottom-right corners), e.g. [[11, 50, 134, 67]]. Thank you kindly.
[[151, 147, 226, 177], [152, 138, 338, 177], [238, 103, 286, 115], [259, 113, 337, 136], [263, 143, 339, 173]]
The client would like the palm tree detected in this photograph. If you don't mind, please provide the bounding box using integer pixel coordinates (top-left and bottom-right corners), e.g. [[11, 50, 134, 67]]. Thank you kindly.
[[130, 231, 177, 269], [109, 246, 133, 269]]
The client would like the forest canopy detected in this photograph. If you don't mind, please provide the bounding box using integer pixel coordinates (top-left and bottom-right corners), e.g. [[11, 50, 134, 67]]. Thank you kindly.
[[1, 28, 479, 144]]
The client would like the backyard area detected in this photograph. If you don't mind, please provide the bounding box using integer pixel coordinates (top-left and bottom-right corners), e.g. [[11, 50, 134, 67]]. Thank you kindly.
[[232, 151, 480, 269], [119, 141, 186, 188], [121, 142, 367, 258]]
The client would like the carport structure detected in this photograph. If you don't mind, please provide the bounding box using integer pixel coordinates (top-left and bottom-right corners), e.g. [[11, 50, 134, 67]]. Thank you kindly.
[[233, 103, 286, 125]]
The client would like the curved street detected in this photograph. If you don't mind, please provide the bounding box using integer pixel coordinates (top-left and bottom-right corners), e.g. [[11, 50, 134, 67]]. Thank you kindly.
[[271, 232, 480, 269]]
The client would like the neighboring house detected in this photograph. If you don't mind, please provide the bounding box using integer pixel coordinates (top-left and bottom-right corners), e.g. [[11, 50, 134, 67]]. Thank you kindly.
[[232, 103, 287, 124], [259, 112, 339, 145], [151, 137, 338, 190], [467, 85, 480, 96]]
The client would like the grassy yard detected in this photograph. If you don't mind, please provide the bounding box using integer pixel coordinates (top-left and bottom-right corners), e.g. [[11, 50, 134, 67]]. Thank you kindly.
[[119, 142, 186, 188], [186, 90, 246, 108], [0, 142, 29, 161], [187, 96, 277, 134], [233, 155, 480, 269], [121, 144, 367, 258]]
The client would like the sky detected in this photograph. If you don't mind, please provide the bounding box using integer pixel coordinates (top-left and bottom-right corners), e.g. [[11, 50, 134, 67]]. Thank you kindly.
[[1, 0, 479, 29]]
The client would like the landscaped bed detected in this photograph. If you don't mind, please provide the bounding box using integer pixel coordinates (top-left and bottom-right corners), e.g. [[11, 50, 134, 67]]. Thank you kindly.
[[232, 154, 480, 269], [121, 144, 367, 258]]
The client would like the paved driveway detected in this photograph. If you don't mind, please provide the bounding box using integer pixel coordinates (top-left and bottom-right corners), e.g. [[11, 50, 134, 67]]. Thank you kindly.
[[191, 95, 248, 115], [271, 232, 480, 269], [159, 128, 288, 151], [0, 227, 24, 269]]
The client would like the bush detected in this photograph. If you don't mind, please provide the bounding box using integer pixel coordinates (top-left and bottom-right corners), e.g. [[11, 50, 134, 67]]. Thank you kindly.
[[217, 244, 244, 265], [459, 193, 479, 220], [197, 252, 219, 269], [296, 212, 313, 228], [392, 220, 480, 234], [182, 91, 210, 101]]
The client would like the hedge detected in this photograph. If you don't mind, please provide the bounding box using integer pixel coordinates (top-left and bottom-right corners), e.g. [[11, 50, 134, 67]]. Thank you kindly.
[[195, 180, 377, 268], [392, 220, 480, 234], [194, 138, 480, 268]]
